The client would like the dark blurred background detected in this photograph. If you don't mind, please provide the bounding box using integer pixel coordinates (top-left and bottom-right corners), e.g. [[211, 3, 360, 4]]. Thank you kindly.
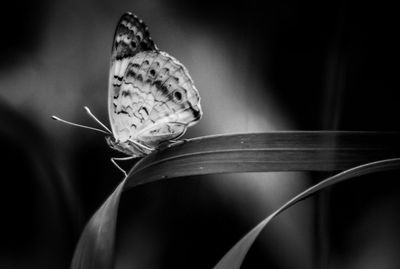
[[1, 0, 399, 268]]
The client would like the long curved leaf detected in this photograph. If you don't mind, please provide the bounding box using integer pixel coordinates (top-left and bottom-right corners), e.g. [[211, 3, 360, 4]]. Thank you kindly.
[[70, 132, 400, 269], [213, 158, 400, 269], [125, 132, 400, 188]]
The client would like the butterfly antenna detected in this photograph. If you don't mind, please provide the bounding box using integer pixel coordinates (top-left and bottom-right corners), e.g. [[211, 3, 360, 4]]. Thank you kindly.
[[83, 106, 112, 134], [51, 115, 110, 135]]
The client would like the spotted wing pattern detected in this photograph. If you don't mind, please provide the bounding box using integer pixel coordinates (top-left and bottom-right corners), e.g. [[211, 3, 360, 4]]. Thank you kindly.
[[108, 13, 202, 157], [111, 12, 157, 61]]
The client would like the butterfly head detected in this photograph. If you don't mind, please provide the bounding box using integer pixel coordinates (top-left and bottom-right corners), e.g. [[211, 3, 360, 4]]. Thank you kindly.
[[106, 136, 122, 151]]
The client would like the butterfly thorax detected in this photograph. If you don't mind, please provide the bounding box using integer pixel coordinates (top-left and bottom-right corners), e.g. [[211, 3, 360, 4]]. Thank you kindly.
[[105, 136, 150, 157]]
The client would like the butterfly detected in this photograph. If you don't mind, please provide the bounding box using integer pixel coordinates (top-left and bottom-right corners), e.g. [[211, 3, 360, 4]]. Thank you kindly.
[[53, 12, 202, 175]]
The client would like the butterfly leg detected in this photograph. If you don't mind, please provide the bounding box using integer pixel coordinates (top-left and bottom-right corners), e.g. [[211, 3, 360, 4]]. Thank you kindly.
[[111, 156, 136, 177]]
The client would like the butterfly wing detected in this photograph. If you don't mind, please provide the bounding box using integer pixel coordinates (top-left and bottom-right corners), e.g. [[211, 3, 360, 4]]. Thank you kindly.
[[108, 13, 202, 156], [108, 12, 157, 139]]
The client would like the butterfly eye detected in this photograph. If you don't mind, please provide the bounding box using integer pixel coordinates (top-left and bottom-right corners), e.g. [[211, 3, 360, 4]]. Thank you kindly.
[[173, 91, 183, 102]]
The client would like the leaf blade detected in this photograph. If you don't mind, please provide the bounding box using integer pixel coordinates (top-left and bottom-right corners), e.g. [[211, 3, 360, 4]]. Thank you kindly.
[[126, 132, 400, 188], [71, 179, 126, 269], [213, 158, 400, 269]]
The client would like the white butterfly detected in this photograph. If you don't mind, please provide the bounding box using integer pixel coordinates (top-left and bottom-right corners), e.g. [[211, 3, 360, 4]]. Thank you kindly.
[[53, 12, 202, 175]]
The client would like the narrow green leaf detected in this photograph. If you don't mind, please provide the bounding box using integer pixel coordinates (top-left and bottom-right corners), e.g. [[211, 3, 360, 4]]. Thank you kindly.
[[70, 132, 400, 269], [213, 158, 400, 269]]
